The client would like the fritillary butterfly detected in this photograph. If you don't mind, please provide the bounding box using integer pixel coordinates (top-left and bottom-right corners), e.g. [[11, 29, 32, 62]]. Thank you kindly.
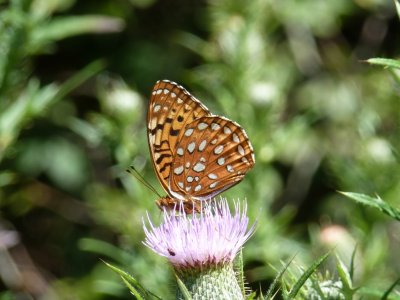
[[148, 80, 255, 213]]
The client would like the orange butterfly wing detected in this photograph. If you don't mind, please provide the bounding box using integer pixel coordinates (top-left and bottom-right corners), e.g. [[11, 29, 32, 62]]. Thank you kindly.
[[147, 80, 210, 198], [169, 117, 255, 201]]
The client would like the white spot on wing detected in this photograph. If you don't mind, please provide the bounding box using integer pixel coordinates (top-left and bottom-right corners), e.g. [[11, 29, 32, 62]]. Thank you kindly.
[[198, 122, 208, 130], [211, 139, 218, 145], [208, 173, 218, 179], [149, 118, 157, 130], [217, 157, 225, 165], [187, 176, 193, 182], [233, 133, 240, 143], [177, 147, 184, 156], [186, 162, 191, 168], [211, 123, 220, 130], [164, 89, 169, 94], [227, 165, 234, 172], [174, 166, 184, 175], [209, 182, 218, 189], [238, 145, 245, 156], [194, 184, 202, 192], [214, 145, 224, 155], [193, 162, 205, 172], [178, 182, 184, 188], [224, 127, 232, 134], [154, 105, 161, 112], [187, 142, 195, 153], [177, 98, 183, 104], [199, 140, 207, 151], [171, 92, 176, 98], [149, 134, 155, 144], [185, 128, 194, 137], [156, 89, 162, 95]]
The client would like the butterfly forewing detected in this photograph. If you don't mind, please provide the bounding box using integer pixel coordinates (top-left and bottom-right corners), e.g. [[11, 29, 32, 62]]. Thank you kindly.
[[147, 80, 211, 194], [147, 79, 255, 210], [169, 117, 255, 201]]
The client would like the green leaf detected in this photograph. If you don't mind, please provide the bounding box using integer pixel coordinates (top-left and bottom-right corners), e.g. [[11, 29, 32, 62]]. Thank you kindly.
[[234, 248, 246, 297], [349, 245, 357, 281], [358, 286, 400, 299], [0, 60, 104, 162], [381, 277, 400, 300], [103, 261, 160, 300], [120, 276, 146, 300], [246, 291, 257, 300], [0, 8, 26, 95], [264, 256, 295, 300], [340, 192, 400, 221], [366, 58, 400, 70], [54, 60, 105, 102], [287, 251, 330, 299], [394, 0, 400, 20], [30, 15, 125, 53], [175, 274, 193, 300], [336, 255, 353, 293], [79, 238, 132, 265], [0, 291, 14, 300]]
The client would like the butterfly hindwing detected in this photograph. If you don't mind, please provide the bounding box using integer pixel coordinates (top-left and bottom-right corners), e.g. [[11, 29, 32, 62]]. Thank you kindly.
[[169, 116, 255, 201]]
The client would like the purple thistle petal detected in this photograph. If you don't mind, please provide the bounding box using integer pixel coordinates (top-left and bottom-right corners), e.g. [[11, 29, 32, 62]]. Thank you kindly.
[[142, 198, 256, 268]]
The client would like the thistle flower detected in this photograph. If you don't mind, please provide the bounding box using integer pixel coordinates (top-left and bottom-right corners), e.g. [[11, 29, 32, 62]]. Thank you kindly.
[[143, 198, 256, 299]]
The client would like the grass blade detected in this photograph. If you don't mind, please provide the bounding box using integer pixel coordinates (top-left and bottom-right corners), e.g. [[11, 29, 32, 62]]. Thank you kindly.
[[381, 277, 400, 300], [349, 245, 357, 280], [264, 256, 296, 299], [287, 251, 330, 299], [366, 58, 400, 69]]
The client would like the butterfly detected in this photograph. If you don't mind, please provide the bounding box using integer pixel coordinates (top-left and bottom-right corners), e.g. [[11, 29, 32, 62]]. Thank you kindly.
[[147, 80, 255, 213]]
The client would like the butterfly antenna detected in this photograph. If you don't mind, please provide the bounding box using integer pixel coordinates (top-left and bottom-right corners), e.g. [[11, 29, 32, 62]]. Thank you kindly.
[[126, 166, 162, 198]]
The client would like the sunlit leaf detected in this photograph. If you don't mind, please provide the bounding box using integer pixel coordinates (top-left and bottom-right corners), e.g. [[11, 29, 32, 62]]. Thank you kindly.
[[394, 0, 400, 20], [366, 58, 400, 70], [340, 192, 400, 221], [175, 274, 193, 300], [30, 16, 125, 53], [103, 261, 161, 299], [336, 255, 353, 292]]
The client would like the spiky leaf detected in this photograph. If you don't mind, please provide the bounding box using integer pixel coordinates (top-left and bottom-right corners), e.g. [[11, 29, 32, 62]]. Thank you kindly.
[[287, 251, 330, 299], [340, 192, 400, 221]]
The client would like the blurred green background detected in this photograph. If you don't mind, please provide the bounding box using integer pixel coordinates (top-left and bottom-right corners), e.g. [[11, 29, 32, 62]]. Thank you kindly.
[[0, 0, 399, 299]]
